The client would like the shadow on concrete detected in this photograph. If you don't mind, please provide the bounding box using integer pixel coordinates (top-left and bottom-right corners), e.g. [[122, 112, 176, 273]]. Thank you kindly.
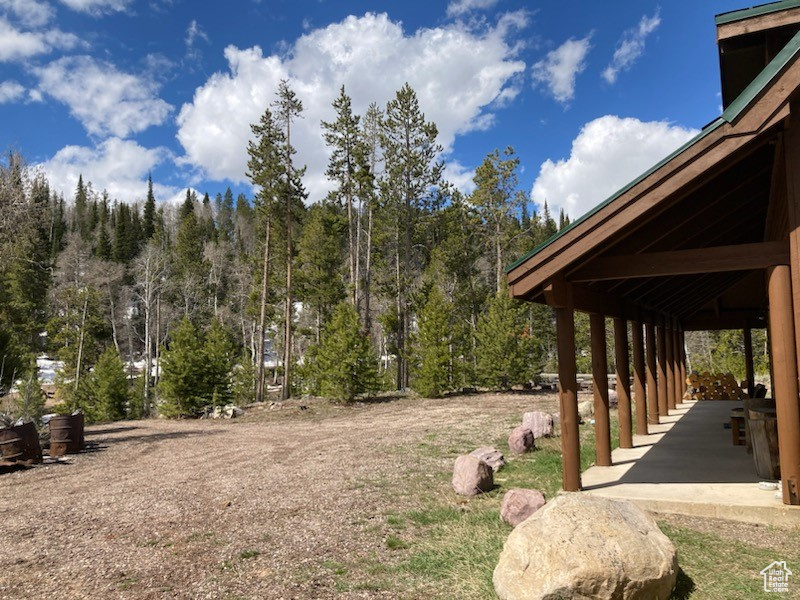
[[588, 401, 758, 487]]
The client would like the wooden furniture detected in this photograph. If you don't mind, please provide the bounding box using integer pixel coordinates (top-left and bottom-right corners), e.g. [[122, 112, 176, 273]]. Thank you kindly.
[[731, 407, 745, 445]]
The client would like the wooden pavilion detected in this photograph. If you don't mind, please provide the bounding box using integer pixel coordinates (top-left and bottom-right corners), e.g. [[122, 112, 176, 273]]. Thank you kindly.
[[506, 0, 800, 507]]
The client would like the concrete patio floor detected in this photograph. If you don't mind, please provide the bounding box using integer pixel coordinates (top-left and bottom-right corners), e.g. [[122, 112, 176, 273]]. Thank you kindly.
[[582, 399, 800, 527]]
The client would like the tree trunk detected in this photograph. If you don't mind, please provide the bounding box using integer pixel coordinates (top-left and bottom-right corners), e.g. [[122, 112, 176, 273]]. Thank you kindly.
[[74, 292, 89, 393], [364, 197, 373, 335], [256, 216, 271, 404], [282, 120, 293, 402]]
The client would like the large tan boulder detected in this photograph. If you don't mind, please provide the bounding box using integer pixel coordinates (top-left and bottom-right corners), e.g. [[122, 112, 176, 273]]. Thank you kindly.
[[494, 494, 677, 600], [452, 455, 493, 496]]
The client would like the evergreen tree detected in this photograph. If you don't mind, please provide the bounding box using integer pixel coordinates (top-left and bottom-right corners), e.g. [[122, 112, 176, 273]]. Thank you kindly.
[[475, 291, 538, 390], [73, 174, 88, 237], [218, 187, 235, 242], [296, 201, 347, 340], [143, 174, 156, 240], [380, 83, 443, 390], [411, 287, 453, 398], [204, 319, 234, 406], [302, 303, 377, 402], [91, 346, 129, 421], [158, 318, 208, 417]]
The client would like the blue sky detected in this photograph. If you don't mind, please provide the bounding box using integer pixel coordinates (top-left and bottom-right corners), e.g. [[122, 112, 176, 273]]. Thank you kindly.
[[0, 0, 753, 219]]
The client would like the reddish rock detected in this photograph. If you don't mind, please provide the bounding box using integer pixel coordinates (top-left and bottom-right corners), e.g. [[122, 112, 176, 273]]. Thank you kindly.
[[470, 446, 506, 472], [522, 412, 554, 438], [452, 455, 494, 497], [508, 426, 535, 454], [500, 488, 546, 527]]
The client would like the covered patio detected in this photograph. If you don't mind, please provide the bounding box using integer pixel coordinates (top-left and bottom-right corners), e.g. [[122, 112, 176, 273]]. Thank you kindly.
[[506, 0, 800, 512]]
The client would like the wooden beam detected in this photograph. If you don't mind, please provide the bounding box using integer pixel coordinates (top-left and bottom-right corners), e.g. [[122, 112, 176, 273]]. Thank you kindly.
[[767, 265, 800, 505], [591, 313, 612, 466], [555, 285, 581, 492], [645, 322, 660, 425], [683, 312, 767, 330], [672, 326, 683, 406], [631, 320, 648, 435], [717, 7, 800, 42], [614, 318, 633, 449], [570, 241, 789, 283]]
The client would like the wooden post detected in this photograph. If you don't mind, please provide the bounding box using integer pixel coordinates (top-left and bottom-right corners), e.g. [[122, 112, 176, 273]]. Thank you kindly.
[[680, 329, 688, 396], [673, 326, 683, 405], [665, 324, 676, 411], [591, 313, 612, 466], [555, 293, 581, 492], [632, 320, 648, 435], [767, 265, 800, 505], [645, 322, 660, 424], [744, 325, 755, 398], [614, 318, 633, 448], [657, 322, 669, 417]]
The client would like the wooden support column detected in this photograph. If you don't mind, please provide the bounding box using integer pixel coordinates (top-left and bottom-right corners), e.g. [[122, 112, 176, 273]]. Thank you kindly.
[[632, 321, 648, 435], [665, 324, 676, 411], [591, 313, 612, 466], [767, 265, 800, 505], [679, 329, 688, 398], [657, 323, 669, 417], [614, 318, 633, 448], [645, 322, 660, 424], [673, 326, 683, 405], [553, 286, 581, 492], [744, 325, 755, 398]]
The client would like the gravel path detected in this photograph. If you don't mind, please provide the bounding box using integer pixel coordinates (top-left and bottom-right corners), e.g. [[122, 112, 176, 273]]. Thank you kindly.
[[0, 393, 552, 600]]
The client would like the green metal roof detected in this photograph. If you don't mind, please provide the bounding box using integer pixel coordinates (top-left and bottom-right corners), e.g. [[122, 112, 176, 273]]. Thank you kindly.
[[505, 26, 800, 276], [715, 0, 800, 26]]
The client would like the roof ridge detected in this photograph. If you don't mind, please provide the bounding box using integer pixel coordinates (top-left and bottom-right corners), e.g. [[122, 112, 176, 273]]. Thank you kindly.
[[716, 0, 800, 26]]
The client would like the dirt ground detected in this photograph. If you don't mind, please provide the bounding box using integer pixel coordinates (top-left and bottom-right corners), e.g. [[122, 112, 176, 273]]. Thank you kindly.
[[0, 392, 557, 600]]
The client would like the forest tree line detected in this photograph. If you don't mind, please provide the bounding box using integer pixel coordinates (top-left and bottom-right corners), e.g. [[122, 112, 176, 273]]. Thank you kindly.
[[0, 82, 767, 423]]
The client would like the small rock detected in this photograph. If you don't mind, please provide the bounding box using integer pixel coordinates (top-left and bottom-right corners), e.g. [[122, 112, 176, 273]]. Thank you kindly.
[[578, 400, 594, 419], [470, 447, 506, 472], [508, 426, 535, 454], [223, 405, 244, 418], [500, 489, 546, 527], [493, 494, 677, 600], [608, 389, 619, 407], [522, 412, 554, 438], [452, 455, 494, 497], [268, 402, 283, 411]]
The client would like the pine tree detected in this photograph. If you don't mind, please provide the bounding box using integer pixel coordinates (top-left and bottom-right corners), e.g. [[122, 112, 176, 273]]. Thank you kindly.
[[91, 346, 129, 421], [475, 291, 538, 390], [303, 302, 377, 402], [158, 318, 208, 417], [73, 174, 87, 237], [296, 201, 347, 340], [273, 80, 307, 401], [204, 319, 234, 406], [143, 174, 156, 240], [218, 187, 235, 242], [380, 83, 443, 390], [412, 287, 453, 398]]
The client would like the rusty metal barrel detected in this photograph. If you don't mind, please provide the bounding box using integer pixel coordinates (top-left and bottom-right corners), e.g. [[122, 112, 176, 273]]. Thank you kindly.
[[50, 413, 84, 457], [0, 421, 42, 464], [0, 426, 25, 462]]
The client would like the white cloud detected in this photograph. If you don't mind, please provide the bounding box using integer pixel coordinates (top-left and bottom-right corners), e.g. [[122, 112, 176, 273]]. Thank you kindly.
[[185, 19, 209, 57], [531, 115, 699, 219], [602, 11, 661, 84], [176, 12, 526, 201], [531, 34, 592, 105], [0, 0, 54, 27], [0, 18, 83, 62], [38, 137, 176, 203], [36, 55, 172, 138], [447, 0, 499, 18], [0, 79, 25, 103], [444, 160, 476, 194], [58, 0, 130, 17]]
